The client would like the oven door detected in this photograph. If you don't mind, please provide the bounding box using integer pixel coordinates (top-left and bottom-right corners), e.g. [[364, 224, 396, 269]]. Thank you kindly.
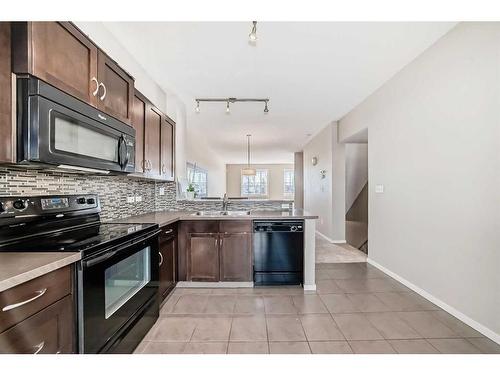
[[17, 76, 135, 173], [79, 230, 160, 353]]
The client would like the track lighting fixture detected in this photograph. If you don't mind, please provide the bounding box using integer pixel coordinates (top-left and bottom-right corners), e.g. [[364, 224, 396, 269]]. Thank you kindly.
[[194, 97, 270, 114], [248, 21, 258, 43]]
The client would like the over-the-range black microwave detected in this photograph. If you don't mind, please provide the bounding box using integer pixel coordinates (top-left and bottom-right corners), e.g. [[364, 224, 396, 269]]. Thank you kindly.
[[15, 75, 135, 174]]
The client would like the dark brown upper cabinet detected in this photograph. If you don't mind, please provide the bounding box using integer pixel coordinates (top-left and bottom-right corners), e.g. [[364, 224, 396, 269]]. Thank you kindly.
[[11, 22, 134, 125], [144, 105, 162, 177], [12, 22, 99, 107], [97, 51, 134, 124], [132, 89, 176, 181], [131, 92, 147, 173], [0, 22, 14, 163]]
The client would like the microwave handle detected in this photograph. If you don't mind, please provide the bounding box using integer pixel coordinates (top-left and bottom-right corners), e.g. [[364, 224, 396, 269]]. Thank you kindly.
[[83, 229, 162, 268], [118, 135, 129, 169]]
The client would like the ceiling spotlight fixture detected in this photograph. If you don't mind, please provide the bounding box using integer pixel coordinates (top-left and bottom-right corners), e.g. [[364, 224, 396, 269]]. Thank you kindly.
[[248, 21, 258, 43], [194, 97, 270, 114], [241, 134, 256, 176]]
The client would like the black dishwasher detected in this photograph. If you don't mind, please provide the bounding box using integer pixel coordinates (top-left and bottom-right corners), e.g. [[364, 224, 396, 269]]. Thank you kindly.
[[253, 221, 304, 286]]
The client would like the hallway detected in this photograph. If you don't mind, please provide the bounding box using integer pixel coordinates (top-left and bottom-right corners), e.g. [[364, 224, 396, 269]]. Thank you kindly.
[[316, 234, 367, 263]]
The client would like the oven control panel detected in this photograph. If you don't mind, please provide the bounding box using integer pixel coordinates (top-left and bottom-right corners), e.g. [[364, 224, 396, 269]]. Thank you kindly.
[[0, 194, 100, 217]]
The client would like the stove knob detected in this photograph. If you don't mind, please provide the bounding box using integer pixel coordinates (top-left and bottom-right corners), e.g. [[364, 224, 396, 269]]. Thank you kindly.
[[290, 226, 297, 232], [13, 199, 27, 210], [86, 198, 96, 205], [77, 197, 87, 204]]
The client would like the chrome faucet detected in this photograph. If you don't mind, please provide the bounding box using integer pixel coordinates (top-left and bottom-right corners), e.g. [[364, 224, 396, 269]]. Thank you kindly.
[[222, 193, 229, 211]]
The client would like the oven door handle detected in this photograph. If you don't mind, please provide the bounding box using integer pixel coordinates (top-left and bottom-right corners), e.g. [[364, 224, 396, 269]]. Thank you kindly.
[[83, 229, 162, 268]]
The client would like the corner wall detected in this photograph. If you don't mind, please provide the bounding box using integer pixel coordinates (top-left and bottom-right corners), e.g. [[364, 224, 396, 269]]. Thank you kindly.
[[339, 22, 500, 340]]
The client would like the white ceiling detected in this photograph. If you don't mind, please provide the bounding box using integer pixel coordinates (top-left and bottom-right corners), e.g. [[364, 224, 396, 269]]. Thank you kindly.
[[104, 22, 455, 163]]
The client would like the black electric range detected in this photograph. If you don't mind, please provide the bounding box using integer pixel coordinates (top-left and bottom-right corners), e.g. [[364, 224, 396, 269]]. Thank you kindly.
[[0, 194, 160, 354]]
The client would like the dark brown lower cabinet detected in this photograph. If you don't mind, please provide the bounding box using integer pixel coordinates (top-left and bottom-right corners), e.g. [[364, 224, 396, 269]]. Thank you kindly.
[[159, 224, 177, 302], [180, 220, 252, 282], [0, 295, 73, 354], [188, 233, 219, 282], [219, 232, 252, 281]]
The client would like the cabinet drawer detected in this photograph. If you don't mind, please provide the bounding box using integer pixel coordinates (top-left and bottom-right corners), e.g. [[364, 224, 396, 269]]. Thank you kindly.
[[219, 220, 252, 233], [0, 295, 74, 354], [0, 266, 71, 333], [160, 223, 177, 241], [181, 220, 219, 234]]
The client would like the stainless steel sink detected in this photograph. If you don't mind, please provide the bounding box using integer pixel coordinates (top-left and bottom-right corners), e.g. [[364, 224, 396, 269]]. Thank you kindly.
[[192, 210, 251, 216], [222, 210, 251, 216]]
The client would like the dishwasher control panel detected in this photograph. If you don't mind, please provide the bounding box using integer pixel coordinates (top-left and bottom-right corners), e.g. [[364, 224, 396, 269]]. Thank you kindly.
[[253, 221, 304, 232]]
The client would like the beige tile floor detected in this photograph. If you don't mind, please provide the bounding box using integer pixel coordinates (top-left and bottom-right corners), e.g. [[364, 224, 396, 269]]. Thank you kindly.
[[134, 262, 500, 354], [316, 235, 367, 263]]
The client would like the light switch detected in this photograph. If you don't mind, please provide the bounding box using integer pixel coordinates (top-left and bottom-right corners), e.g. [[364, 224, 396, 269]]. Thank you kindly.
[[375, 184, 384, 193], [126, 196, 135, 203], [135, 196, 143, 202], [159, 187, 165, 196]]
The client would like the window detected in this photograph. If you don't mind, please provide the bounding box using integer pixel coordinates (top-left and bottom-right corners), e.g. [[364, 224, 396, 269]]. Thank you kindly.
[[283, 169, 295, 197], [241, 169, 268, 197], [187, 162, 208, 197]]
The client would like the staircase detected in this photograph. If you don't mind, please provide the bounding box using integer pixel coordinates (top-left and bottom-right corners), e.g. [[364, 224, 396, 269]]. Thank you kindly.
[[346, 182, 368, 253]]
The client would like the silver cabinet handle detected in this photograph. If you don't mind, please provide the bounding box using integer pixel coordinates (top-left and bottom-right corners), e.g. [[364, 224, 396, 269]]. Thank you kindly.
[[91, 77, 99, 96], [164, 229, 173, 235], [215, 238, 218, 248], [33, 341, 45, 354], [2, 288, 47, 312], [158, 251, 163, 266], [98, 82, 107, 101]]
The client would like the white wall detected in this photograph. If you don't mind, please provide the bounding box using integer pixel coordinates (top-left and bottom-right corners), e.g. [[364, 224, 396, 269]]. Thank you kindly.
[[339, 22, 500, 340], [303, 122, 346, 241], [345, 143, 368, 212], [186, 130, 226, 197], [226, 164, 294, 200]]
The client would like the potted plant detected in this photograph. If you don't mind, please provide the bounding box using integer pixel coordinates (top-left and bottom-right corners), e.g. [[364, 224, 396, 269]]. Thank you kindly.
[[186, 183, 196, 200]]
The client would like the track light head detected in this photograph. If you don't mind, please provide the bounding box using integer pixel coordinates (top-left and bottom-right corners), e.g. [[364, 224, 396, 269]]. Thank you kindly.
[[264, 101, 269, 114], [226, 101, 230, 114], [195, 100, 200, 113], [248, 21, 257, 43]]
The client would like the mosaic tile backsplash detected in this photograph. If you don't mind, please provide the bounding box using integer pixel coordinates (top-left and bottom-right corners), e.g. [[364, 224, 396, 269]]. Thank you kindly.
[[0, 167, 293, 221], [0, 167, 177, 221]]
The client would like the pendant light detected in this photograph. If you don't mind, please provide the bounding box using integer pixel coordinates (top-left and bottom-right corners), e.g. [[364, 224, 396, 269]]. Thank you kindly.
[[241, 134, 256, 176]]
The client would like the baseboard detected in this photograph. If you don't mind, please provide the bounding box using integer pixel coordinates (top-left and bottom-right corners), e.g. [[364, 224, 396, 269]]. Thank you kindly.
[[315, 230, 346, 244], [367, 257, 500, 345], [176, 281, 254, 288]]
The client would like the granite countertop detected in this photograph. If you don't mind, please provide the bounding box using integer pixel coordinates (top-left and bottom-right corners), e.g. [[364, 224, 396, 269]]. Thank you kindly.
[[0, 252, 81, 292], [109, 209, 318, 227]]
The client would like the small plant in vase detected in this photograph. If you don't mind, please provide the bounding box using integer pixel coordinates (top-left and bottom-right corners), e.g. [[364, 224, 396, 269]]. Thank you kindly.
[[186, 183, 196, 200]]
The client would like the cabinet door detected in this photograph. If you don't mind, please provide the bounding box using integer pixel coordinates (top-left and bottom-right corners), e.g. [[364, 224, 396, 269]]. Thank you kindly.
[[220, 232, 252, 281], [0, 296, 74, 354], [131, 93, 146, 173], [159, 229, 176, 301], [144, 105, 161, 176], [97, 51, 134, 124], [160, 116, 175, 181], [14, 22, 99, 107], [188, 234, 219, 282]]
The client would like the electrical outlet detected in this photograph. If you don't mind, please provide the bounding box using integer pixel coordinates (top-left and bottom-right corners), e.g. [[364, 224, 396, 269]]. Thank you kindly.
[[375, 184, 384, 193], [135, 196, 142, 202], [159, 187, 165, 196], [126, 196, 135, 204]]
